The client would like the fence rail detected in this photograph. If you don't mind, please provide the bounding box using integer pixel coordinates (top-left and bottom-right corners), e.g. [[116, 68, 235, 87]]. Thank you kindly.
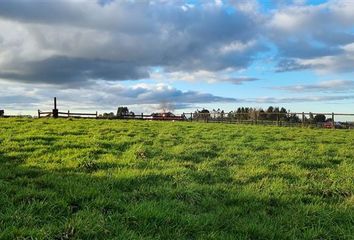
[[180, 111, 354, 129], [38, 110, 98, 118], [9, 109, 351, 129]]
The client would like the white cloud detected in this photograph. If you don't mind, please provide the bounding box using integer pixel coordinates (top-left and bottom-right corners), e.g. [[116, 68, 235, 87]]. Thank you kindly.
[[0, 0, 264, 85], [253, 95, 354, 103], [229, 0, 260, 14], [219, 40, 257, 54], [294, 42, 354, 73], [0, 0, 354, 113], [268, 1, 354, 73], [0, 80, 239, 114], [214, 0, 223, 7], [274, 80, 354, 92], [150, 69, 259, 85]]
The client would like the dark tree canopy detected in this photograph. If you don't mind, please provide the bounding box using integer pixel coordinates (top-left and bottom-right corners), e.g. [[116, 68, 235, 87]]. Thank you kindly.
[[117, 107, 129, 116], [314, 114, 326, 123]]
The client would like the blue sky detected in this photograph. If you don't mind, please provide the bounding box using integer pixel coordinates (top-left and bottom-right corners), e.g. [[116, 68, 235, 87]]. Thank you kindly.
[[0, 0, 353, 116]]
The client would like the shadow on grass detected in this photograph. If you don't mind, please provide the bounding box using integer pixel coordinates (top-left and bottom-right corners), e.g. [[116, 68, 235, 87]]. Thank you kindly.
[[297, 160, 343, 170], [0, 153, 353, 240], [234, 172, 300, 185]]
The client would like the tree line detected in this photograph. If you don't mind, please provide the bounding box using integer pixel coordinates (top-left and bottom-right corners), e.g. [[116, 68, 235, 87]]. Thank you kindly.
[[100, 105, 330, 123], [99, 107, 135, 118], [193, 106, 329, 123]]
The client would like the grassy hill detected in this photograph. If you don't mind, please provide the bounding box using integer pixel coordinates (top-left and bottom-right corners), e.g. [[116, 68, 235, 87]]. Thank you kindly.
[[0, 118, 353, 239]]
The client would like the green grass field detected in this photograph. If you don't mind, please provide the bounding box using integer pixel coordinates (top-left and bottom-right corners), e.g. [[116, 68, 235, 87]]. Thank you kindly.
[[0, 118, 353, 239]]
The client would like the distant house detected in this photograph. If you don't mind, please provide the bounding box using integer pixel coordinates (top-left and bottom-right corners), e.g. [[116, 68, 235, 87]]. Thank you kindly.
[[210, 109, 225, 119]]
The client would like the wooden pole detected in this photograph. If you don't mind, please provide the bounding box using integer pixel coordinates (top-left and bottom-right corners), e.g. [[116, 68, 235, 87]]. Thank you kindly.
[[277, 114, 279, 126], [190, 113, 193, 122], [38, 110, 40, 118], [332, 112, 335, 129], [53, 97, 59, 118], [302, 112, 305, 127], [68, 110, 70, 118]]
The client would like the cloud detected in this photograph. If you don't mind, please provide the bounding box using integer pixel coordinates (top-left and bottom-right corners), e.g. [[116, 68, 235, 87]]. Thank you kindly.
[[151, 69, 259, 85], [295, 43, 354, 73], [2, 78, 354, 115], [0, 56, 149, 86], [221, 77, 259, 85], [276, 59, 312, 72], [252, 95, 354, 104], [0, 81, 239, 113], [269, 1, 354, 73], [0, 0, 352, 85], [0, 0, 265, 86], [229, 0, 260, 15], [88, 83, 239, 106], [0, 95, 39, 105], [274, 80, 354, 92]]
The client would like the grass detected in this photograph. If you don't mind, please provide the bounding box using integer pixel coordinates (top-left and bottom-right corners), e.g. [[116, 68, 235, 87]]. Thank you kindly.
[[0, 118, 353, 239]]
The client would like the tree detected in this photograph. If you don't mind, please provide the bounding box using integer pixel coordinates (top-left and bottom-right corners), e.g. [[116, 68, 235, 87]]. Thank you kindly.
[[258, 109, 267, 120], [230, 106, 300, 123], [101, 112, 115, 119], [248, 108, 258, 121], [314, 114, 326, 123], [308, 112, 314, 123], [288, 114, 300, 123], [193, 109, 210, 121], [266, 106, 276, 121], [228, 111, 235, 118], [279, 107, 288, 121], [200, 109, 210, 119], [117, 107, 129, 117], [266, 106, 274, 113]]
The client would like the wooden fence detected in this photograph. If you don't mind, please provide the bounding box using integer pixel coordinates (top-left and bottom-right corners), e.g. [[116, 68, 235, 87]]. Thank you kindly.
[[100, 114, 186, 121], [32, 97, 352, 129], [11, 108, 354, 129], [92, 111, 354, 128], [181, 112, 354, 129], [38, 110, 98, 119]]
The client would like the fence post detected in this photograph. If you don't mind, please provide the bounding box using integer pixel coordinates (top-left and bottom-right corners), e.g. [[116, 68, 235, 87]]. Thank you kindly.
[[96, 111, 98, 118], [332, 112, 335, 129], [277, 114, 279, 126], [38, 110, 40, 118], [190, 113, 193, 122], [141, 113, 143, 120], [52, 97, 59, 118], [302, 112, 305, 127], [68, 110, 70, 118]]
